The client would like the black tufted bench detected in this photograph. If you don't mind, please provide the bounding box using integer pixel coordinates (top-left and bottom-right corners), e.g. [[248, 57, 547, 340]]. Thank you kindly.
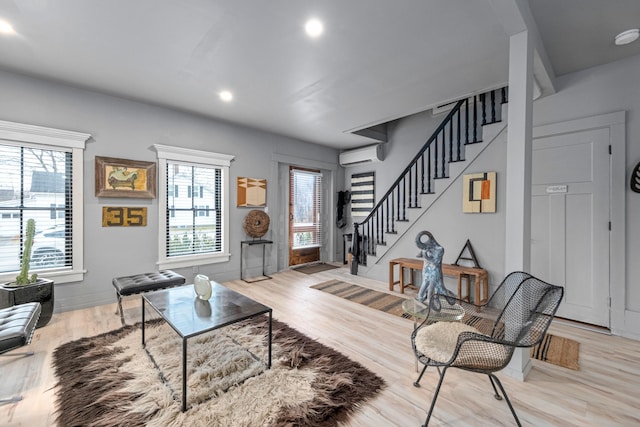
[[0, 302, 42, 405], [112, 270, 185, 325], [0, 302, 41, 355]]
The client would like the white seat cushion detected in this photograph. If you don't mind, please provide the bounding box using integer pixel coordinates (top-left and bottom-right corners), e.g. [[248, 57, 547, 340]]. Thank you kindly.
[[415, 321, 482, 363], [415, 321, 510, 369]]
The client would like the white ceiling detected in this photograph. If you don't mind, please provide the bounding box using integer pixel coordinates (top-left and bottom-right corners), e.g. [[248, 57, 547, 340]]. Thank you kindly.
[[529, 0, 640, 76], [0, 0, 638, 149]]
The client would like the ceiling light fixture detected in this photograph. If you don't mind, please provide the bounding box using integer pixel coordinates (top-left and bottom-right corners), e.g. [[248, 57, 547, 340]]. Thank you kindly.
[[0, 19, 15, 35], [305, 18, 324, 38], [614, 28, 639, 46], [219, 90, 233, 102]]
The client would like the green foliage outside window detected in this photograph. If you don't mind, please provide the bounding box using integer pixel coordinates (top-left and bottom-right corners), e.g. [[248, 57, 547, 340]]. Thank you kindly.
[[169, 232, 215, 255]]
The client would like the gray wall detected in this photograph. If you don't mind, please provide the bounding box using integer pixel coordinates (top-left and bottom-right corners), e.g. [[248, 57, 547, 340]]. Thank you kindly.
[[0, 70, 339, 312], [340, 110, 442, 232]]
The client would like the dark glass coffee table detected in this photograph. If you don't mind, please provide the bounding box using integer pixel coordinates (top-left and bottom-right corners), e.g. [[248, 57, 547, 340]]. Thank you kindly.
[[141, 282, 272, 412]]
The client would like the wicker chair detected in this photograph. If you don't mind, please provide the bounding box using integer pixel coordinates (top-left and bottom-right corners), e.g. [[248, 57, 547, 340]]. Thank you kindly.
[[410, 272, 563, 426]]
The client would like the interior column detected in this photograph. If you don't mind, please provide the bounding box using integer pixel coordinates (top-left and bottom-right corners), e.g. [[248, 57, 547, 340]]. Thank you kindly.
[[504, 29, 534, 381]]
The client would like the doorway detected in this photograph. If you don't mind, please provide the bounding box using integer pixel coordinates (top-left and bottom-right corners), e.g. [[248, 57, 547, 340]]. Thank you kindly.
[[288, 166, 323, 266]]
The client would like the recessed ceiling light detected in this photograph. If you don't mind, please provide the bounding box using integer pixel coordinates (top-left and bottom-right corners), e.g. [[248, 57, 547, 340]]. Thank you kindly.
[[305, 18, 324, 38], [0, 19, 15, 35], [219, 90, 233, 102], [614, 28, 639, 46]]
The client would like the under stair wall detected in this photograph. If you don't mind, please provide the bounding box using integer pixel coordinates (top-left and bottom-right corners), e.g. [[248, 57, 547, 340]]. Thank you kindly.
[[358, 120, 508, 294], [343, 99, 509, 295]]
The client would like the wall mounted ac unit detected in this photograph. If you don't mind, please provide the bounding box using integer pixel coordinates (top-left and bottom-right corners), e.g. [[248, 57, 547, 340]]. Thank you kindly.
[[339, 144, 384, 167]]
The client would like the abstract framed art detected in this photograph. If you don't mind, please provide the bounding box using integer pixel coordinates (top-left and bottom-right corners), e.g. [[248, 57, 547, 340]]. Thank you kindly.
[[463, 171, 496, 213], [237, 177, 267, 207]]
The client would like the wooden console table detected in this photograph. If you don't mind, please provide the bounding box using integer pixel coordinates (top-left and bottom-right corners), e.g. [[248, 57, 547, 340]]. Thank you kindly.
[[388, 257, 489, 304]]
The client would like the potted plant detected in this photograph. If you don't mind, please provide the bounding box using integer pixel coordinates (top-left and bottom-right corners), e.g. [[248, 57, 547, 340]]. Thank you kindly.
[[0, 219, 54, 328]]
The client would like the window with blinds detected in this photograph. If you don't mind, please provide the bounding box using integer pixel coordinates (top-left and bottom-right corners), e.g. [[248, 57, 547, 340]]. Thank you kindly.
[[154, 144, 233, 269], [290, 168, 322, 249], [165, 161, 222, 257], [0, 144, 72, 273]]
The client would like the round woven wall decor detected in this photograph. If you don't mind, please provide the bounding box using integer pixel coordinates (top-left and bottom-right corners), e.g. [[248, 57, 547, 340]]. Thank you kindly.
[[243, 209, 270, 238]]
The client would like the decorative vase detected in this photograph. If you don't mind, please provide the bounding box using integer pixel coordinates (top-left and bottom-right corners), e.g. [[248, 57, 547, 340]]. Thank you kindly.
[[193, 274, 212, 300]]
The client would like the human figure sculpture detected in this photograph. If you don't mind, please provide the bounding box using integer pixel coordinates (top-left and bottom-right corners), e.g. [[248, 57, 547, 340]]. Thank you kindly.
[[415, 230, 456, 311]]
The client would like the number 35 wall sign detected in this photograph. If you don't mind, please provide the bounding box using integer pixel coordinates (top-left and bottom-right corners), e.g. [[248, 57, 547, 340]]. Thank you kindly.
[[102, 207, 147, 227]]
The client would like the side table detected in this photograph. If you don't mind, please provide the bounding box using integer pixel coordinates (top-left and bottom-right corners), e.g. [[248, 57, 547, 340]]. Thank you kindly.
[[240, 239, 273, 283]]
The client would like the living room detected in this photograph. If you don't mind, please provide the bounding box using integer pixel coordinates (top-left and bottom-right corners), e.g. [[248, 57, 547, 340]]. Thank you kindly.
[[1, 1, 640, 425]]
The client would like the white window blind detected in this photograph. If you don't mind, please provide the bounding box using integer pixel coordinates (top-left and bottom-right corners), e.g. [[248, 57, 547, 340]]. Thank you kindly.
[[290, 167, 322, 249], [0, 119, 89, 284], [166, 161, 221, 256], [0, 144, 72, 273], [154, 144, 233, 269]]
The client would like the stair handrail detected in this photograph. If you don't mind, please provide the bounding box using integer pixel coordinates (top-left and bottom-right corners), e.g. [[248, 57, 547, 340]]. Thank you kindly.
[[350, 86, 507, 269], [357, 98, 466, 227]]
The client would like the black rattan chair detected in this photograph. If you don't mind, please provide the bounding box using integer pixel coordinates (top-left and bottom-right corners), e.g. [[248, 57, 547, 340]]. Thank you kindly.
[[410, 271, 563, 426]]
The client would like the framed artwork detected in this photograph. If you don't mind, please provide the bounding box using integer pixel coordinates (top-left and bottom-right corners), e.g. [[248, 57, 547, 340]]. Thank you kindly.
[[102, 207, 147, 227], [351, 171, 375, 218], [463, 172, 496, 213], [237, 177, 267, 207], [95, 156, 156, 199]]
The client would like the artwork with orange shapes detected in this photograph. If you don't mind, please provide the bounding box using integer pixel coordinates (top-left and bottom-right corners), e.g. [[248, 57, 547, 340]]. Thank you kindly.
[[237, 177, 267, 207], [462, 172, 496, 213]]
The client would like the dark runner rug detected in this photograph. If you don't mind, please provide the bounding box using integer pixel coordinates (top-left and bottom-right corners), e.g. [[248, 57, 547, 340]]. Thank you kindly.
[[293, 263, 341, 274], [311, 280, 580, 370], [52, 316, 384, 427], [310, 279, 406, 317]]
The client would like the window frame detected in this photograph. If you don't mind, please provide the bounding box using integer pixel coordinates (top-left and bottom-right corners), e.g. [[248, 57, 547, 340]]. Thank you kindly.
[[153, 144, 234, 269], [0, 120, 90, 284]]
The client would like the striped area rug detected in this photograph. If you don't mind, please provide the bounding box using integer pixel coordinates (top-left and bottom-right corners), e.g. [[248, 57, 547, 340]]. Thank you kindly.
[[530, 333, 580, 370], [310, 280, 407, 317], [311, 280, 580, 370], [293, 263, 341, 275]]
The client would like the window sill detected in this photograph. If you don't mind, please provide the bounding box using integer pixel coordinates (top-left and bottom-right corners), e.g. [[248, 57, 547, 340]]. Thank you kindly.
[[0, 269, 85, 285], [292, 244, 321, 250], [158, 253, 230, 270]]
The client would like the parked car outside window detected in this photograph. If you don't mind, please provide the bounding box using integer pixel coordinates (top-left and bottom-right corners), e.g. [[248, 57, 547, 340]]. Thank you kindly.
[[31, 225, 67, 268]]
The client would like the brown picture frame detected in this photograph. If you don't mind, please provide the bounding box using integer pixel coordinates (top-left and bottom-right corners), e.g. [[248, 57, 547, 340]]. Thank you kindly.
[[95, 156, 156, 199]]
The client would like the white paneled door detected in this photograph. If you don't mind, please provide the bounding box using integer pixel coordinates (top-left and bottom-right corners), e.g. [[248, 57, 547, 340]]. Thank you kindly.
[[531, 127, 610, 327]]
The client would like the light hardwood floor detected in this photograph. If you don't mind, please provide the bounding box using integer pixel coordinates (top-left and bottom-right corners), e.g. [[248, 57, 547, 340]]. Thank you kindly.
[[2, 266, 639, 426]]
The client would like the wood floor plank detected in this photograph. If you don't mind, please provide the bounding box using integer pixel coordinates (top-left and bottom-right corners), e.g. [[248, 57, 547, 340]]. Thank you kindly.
[[1, 265, 639, 426]]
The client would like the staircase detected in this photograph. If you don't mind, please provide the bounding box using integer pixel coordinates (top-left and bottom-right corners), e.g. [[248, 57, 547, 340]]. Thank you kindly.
[[350, 87, 508, 275]]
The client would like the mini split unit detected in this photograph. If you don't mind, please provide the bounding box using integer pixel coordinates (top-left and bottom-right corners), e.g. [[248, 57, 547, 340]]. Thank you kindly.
[[339, 144, 384, 167]]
